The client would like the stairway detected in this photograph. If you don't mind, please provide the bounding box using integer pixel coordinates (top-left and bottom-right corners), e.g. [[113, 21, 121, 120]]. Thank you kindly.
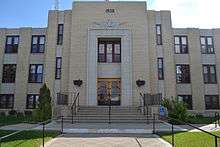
[[62, 106, 153, 123]]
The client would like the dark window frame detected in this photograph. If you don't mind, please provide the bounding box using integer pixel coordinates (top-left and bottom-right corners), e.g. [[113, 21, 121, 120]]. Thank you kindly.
[[205, 95, 219, 110], [26, 94, 39, 109], [177, 95, 193, 110], [176, 64, 191, 84], [98, 38, 121, 63], [0, 94, 14, 109], [157, 58, 164, 80], [31, 35, 45, 53], [5, 36, 19, 53], [200, 36, 215, 54], [55, 57, 62, 79], [203, 65, 217, 84], [57, 24, 64, 45], [28, 64, 43, 83], [156, 24, 162, 45], [2, 64, 16, 83], [174, 35, 188, 54]]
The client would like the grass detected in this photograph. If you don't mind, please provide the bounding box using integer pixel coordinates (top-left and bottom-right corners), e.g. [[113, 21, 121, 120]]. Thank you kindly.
[[0, 115, 35, 127], [159, 131, 220, 147], [0, 130, 60, 147]]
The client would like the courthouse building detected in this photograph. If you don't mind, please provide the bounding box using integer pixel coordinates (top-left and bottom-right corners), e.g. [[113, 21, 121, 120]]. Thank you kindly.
[[0, 1, 220, 116]]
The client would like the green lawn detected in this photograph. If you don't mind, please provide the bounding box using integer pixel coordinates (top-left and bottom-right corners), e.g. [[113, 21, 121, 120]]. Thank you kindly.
[[0, 115, 35, 127], [0, 130, 60, 147], [159, 131, 220, 147]]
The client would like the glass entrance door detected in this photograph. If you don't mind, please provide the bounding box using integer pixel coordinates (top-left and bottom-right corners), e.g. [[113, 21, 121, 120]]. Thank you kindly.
[[97, 78, 121, 106]]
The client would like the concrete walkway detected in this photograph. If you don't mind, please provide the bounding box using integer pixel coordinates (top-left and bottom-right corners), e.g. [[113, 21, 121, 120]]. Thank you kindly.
[[44, 134, 171, 147]]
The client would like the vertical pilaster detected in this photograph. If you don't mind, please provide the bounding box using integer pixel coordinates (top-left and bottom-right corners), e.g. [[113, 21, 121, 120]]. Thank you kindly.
[[0, 29, 6, 93], [14, 28, 32, 110]]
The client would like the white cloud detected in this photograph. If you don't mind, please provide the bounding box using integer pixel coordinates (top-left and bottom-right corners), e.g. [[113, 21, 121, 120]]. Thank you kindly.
[[149, 0, 220, 28]]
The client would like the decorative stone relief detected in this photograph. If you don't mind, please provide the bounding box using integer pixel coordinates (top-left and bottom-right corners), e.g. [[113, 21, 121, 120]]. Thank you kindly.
[[92, 19, 127, 29]]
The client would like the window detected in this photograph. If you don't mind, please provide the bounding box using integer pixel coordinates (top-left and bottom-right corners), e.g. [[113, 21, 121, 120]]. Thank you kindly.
[[177, 95, 193, 110], [200, 36, 214, 54], [98, 38, 121, 63], [0, 94, 14, 109], [157, 58, 164, 80], [2, 64, 16, 83], [28, 64, 43, 83], [156, 24, 162, 45], [57, 24, 64, 45], [174, 36, 188, 54], [203, 65, 217, 84], [31, 35, 45, 53], [205, 95, 219, 110], [5, 36, 19, 53], [26, 94, 39, 109], [176, 64, 191, 83], [55, 57, 62, 79]]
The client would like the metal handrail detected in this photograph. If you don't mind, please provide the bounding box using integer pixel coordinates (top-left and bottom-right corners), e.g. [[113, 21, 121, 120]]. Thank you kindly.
[[0, 117, 62, 147], [153, 113, 220, 147], [71, 92, 80, 124]]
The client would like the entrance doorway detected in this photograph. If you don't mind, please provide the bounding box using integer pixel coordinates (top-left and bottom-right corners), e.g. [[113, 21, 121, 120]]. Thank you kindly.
[[97, 78, 121, 106]]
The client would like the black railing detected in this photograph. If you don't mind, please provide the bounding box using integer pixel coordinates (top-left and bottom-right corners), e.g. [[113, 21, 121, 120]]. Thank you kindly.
[[108, 98, 111, 124], [215, 112, 220, 128], [152, 113, 220, 147], [0, 117, 63, 147], [71, 92, 80, 124]]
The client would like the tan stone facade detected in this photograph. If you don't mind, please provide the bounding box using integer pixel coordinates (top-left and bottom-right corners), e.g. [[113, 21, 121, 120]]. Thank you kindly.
[[0, 1, 220, 115]]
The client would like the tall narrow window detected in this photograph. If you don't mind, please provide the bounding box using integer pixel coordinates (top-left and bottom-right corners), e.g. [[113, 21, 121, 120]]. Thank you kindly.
[[26, 94, 39, 109], [31, 35, 45, 53], [174, 36, 188, 54], [176, 64, 191, 83], [28, 64, 43, 83], [200, 36, 214, 54], [205, 95, 219, 110], [157, 58, 164, 80], [55, 57, 62, 79], [203, 65, 217, 84], [156, 24, 162, 45], [2, 64, 16, 83], [5, 36, 19, 53], [57, 24, 64, 45], [0, 94, 14, 109], [177, 95, 193, 110]]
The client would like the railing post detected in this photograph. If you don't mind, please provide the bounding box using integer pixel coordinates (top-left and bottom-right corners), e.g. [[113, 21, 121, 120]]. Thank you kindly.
[[143, 96, 146, 115], [218, 113, 220, 126], [153, 113, 155, 134], [215, 112, 217, 128], [42, 122, 45, 147], [71, 107, 73, 124], [108, 99, 111, 124], [61, 116, 63, 134], [214, 136, 218, 147], [172, 122, 174, 147], [0, 137, 2, 147]]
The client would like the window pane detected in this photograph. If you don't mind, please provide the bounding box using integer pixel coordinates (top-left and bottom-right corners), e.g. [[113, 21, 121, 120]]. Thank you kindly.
[[203, 66, 208, 74], [57, 58, 62, 68], [114, 44, 120, 54], [7, 37, 12, 44], [156, 25, 161, 34], [99, 44, 105, 54], [13, 37, 19, 44], [30, 65, 36, 73], [32, 37, 38, 44], [201, 37, 206, 45], [182, 37, 187, 45], [207, 37, 213, 45], [175, 37, 180, 44], [175, 45, 180, 53], [210, 66, 215, 74], [39, 36, 45, 44], [37, 65, 43, 73]]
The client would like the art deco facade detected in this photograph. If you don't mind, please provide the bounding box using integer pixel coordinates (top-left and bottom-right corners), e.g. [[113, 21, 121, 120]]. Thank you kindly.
[[0, 1, 220, 116]]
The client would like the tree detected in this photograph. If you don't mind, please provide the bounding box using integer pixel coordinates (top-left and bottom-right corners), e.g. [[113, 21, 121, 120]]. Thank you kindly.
[[33, 84, 52, 122]]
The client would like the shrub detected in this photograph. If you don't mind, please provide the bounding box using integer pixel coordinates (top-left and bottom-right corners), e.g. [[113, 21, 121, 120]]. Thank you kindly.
[[17, 112, 24, 117], [8, 110, 17, 116], [33, 84, 52, 122], [0, 111, 6, 116], [24, 111, 32, 116], [162, 98, 188, 123]]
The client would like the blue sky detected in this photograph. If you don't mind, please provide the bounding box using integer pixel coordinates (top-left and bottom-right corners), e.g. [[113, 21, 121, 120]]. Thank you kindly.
[[0, 0, 219, 28]]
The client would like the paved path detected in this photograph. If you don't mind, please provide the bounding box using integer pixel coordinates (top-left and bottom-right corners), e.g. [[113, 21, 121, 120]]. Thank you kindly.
[[44, 134, 171, 147]]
